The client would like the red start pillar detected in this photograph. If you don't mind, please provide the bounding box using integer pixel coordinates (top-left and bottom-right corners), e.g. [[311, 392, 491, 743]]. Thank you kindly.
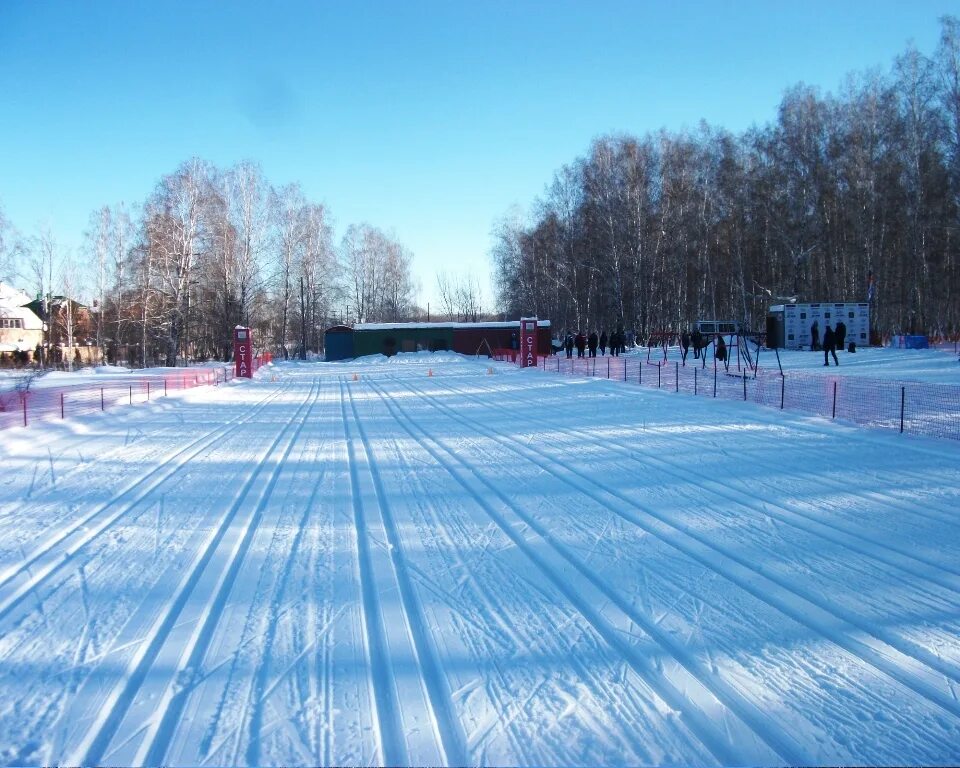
[[234, 326, 253, 378], [520, 317, 538, 368]]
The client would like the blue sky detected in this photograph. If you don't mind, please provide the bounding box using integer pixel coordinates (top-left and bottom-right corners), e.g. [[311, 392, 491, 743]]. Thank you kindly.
[[0, 0, 951, 309]]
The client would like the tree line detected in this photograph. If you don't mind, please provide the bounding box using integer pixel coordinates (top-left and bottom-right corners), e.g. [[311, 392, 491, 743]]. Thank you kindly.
[[0, 159, 418, 366], [492, 17, 960, 341]]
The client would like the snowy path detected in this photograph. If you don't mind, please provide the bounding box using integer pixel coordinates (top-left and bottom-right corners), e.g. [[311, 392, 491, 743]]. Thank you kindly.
[[0, 355, 958, 765]]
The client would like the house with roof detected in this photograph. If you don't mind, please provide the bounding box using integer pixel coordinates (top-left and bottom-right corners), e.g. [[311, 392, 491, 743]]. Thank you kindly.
[[0, 283, 43, 365]]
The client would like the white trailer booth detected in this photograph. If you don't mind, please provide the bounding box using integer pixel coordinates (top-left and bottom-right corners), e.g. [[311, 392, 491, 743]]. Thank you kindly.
[[767, 303, 870, 350]]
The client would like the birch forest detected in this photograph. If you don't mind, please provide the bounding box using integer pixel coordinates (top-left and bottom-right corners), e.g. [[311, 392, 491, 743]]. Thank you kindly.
[[492, 18, 960, 340], [1, 160, 417, 365]]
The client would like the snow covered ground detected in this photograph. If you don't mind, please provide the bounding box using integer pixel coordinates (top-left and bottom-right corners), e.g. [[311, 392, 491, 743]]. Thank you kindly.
[[0, 351, 958, 765], [629, 340, 960, 384], [0, 364, 231, 392]]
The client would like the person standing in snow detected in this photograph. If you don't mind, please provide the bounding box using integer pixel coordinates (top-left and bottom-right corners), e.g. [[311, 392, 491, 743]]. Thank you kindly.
[[715, 335, 727, 363], [564, 332, 574, 358], [681, 330, 690, 364], [835, 320, 847, 352], [691, 328, 703, 359], [587, 330, 599, 358], [811, 321, 820, 351], [823, 324, 839, 366], [575, 331, 586, 358], [599, 330, 608, 356]]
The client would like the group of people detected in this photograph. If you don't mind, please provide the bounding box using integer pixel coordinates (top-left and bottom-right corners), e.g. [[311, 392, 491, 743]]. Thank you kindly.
[[563, 328, 627, 358], [810, 320, 847, 366], [679, 329, 727, 363]]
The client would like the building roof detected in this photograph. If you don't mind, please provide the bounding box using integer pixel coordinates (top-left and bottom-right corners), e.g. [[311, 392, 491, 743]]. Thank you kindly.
[[0, 283, 43, 331], [352, 320, 551, 331]]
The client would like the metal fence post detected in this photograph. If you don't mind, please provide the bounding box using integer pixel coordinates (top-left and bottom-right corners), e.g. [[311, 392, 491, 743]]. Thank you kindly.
[[694, 367, 698, 395], [832, 381, 837, 419], [607, 358, 610, 378], [713, 366, 717, 397], [101, 387, 105, 411], [780, 375, 785, 409], [147, 381, 151, 401], [900, 386, 905, 433], [129, 385, 133, 405], [657, 365, 661, 389], [22, 396, 27, 427], [675, 361, 679, 392], [61, 392, 65, 419], [743, 370, 747, 401], [164, 378, 168, 397]]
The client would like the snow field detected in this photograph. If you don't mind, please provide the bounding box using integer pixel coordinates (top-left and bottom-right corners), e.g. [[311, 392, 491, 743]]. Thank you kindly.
[[0, 354, 958, 765]]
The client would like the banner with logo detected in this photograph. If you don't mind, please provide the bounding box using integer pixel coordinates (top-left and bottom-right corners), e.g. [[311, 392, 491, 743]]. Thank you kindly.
[[520, 317, 538, 368]]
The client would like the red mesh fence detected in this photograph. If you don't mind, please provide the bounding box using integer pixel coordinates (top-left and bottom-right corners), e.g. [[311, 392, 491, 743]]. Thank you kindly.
[[932, 340, 960, 355], [0, 366, 232, 431], [525, 354, 960, 441]]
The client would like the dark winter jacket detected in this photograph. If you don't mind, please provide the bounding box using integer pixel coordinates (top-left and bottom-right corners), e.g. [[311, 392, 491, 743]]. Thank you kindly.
[[823, 327, 836, 351], [835, 321, 846, 347]]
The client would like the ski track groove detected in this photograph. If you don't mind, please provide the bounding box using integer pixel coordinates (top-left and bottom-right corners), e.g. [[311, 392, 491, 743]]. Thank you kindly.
[[363, 390, 630, 765], [491, 376, 960, 608], [535, 362, 960, 528], [446, 375, 960, 676], [0, 382, 290, 624], [580, 369, 960, 543], [409, 372, 960, 726], [366, 376, 784, 766], [65, 378, 320, 766], [135, 377, 324, 767], [243, 377, 332, 767], [338, 376, 407, 767], [344, 377, 469, 766], [373, 386, 684, 763]]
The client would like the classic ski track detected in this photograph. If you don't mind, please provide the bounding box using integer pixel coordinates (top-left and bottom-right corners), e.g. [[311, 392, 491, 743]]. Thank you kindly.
[[191, 377, 333, 768], [240, 377, 332, 768], [361, 384, 614, 765], [366, 377, 792, 765], [608, 366, 960, 531], [440, 375, 960, 676], [0, 381, 290, 624], [398, 373, 960, 725], [378, 445, 543, 766], [66, 377, 321, 766], [134, 377, 324, 767], [362, 380, 713, 766], [540, 359, 960, 526], [456, 373, 960, 608], [344, 378, 471, 765], [338, 376, 408, 767]]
